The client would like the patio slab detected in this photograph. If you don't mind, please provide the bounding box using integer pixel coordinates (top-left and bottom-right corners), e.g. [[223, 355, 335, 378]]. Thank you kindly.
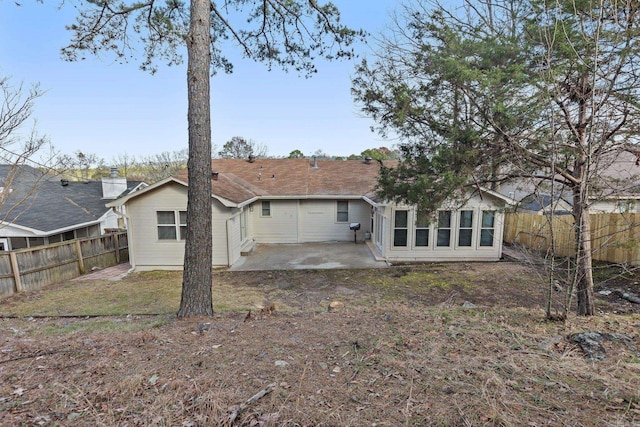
[[229, 242, 387, 271]]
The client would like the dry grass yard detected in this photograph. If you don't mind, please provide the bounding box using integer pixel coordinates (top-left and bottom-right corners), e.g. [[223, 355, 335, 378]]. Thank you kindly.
[[1, 262, 639, 426]]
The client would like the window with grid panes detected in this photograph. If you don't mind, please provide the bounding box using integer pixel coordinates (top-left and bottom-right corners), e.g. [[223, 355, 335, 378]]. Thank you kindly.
[[393, 210, 408, 247], [458, 210, 473, 247], [436, 210, 452, 247]]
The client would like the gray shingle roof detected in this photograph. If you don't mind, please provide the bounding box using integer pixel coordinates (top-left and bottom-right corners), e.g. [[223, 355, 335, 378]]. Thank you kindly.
[[0, 165, 140, 233]]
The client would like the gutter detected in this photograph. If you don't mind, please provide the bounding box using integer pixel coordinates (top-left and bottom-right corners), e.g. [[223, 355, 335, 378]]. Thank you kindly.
[[0, 219, 104, 237]]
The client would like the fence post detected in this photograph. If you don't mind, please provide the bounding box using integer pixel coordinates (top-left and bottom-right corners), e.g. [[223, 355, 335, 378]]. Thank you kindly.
[[113, 233, 120, 264], [9, 251, 22, 293], [75, 240, 86, 274]]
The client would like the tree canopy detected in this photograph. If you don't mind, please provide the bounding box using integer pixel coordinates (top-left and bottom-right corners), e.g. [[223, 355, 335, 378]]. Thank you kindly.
[[218, 136, 267, 159], [62, 0, 364, 317], [63, 0, 365, 76], [353, 0, 640, 316]]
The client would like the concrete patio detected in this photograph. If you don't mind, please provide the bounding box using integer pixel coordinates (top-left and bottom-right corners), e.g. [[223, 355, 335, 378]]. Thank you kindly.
[[229, 242, 387, 271]]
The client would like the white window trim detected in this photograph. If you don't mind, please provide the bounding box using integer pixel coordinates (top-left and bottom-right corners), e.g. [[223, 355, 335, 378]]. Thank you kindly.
[[392, 209, 409, 248], [156, 210, 187, 241], [478, 210, 496, 248], [412, 210, 431, 250], [435, 210, 453, 249], [336, 200, 349, 223], [261, 201, 271, 217], [456, 210, 474, 248]]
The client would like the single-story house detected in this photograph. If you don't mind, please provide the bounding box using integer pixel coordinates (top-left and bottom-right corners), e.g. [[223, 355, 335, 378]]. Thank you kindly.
[[0, 165, 146, 251], [108, 158, 511, 271]]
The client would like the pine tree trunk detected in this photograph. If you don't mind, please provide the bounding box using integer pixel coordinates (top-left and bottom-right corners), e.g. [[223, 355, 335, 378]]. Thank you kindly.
[[177, 0, 213, 318], [572, 177, 595, 317], [574, 203, 595, 316]]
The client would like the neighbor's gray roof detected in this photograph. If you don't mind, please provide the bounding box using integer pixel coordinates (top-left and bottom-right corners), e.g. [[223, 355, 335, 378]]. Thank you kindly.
[[0, 165, 141, 233], [518, 193, 572, 213]]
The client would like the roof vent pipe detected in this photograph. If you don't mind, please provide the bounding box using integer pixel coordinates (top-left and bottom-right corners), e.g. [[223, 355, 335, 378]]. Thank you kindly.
[[364, 156, 372, 165], [61, 179, 69, 186], [212, 171, 219, 181], [313, 156, 318, 168], [248, 154, 255, 163]]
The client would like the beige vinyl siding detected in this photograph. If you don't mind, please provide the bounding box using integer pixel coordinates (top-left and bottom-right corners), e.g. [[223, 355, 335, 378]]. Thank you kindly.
[[299, 200, 371, 242], [212, 201, 231, 266], [378, 195, 505, 262], [252, 200, 298, 243], [127, 183, 231, 270], [127, 183, 188, 270]]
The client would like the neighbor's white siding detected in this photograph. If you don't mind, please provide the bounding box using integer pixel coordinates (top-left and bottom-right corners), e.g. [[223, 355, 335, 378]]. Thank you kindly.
[[252, 200, 298, 243], [373, 195, 505, 262], [99, 209, 120, 233], [299, 199, 371, 242], [590, 199, 640, 213], [0, 223, 38, 237]]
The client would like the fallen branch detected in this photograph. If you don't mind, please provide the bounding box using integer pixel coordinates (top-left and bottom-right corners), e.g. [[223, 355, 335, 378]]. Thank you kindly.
[[615, 290, 640, 304], [622, 293, 640, 304], [0, 349, 66, 365], [226, 382, 276, 425]]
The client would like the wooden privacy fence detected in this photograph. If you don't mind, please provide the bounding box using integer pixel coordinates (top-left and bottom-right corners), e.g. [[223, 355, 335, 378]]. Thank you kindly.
[[0, 231, 128, 297], [504, 212, 640, 265]]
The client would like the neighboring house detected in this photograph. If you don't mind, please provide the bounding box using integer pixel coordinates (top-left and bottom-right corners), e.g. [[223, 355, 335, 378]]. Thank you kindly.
[[0, 165, 146, 251], [108, 158, 511, 271], [589, 150, 640, 213], [500, 150, 640, 214], [515, 193, 573, 215]]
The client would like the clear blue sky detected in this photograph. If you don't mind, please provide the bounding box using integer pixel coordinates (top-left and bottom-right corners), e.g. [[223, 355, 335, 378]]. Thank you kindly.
[[0, 1, 400, 162]]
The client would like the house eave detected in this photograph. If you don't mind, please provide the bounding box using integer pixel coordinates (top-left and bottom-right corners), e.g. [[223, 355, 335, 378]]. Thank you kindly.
[[362, 195, 387, 207], [251, 194, 368, 201], [106, 176, 187, 208], [590, 194, 640, 201], [0, 218, 103, 237], [477, 187, 517, 206]]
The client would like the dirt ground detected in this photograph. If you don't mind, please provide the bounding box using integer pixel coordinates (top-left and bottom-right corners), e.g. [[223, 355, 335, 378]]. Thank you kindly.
[[1, 261, 639, 426]]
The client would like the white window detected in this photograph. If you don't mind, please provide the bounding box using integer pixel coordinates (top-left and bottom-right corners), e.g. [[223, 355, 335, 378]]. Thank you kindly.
[[393, 210, 408, 247], [337, 200, 349, 222], [157, 211, 187, 240], [415, 211, 429, 247], [458, 210, 473, 247], [436, 210, 452, 247], [480, 211, 495, 247], [261, 201, 271, 217]]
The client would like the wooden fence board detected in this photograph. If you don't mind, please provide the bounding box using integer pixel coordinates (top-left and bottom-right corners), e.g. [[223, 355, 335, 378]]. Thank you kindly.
[[504, 212, 640, 265], [0, 232, 129, 297], [0, 253, 15, 296]]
